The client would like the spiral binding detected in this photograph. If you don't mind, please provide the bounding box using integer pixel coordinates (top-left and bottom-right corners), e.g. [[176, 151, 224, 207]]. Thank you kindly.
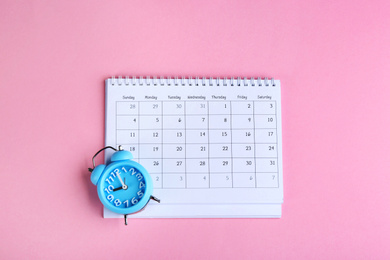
[[109, 76, 276, 87]]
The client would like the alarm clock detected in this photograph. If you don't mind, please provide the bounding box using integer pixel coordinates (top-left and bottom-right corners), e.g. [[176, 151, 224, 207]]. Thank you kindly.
[[89, 146, 160, 225]]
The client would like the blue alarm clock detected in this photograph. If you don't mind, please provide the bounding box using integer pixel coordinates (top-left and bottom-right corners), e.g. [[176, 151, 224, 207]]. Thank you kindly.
[[89, 146, 160, 225]]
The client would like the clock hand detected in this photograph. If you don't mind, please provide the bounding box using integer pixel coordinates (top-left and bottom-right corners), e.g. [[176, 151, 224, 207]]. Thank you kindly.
[[113, 186, 123, 192], [117, 173, 128, 190], [113, 178, 127, 192]]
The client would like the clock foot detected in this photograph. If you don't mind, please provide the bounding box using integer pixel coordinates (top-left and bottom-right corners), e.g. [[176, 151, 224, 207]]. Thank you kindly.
[[124, 214, 128, 225], [150, 195, 161, 203]]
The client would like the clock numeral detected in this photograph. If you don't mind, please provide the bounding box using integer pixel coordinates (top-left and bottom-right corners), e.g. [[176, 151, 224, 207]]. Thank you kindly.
[[124, 200, 129, 207], [136, 173, 143, 181], [139, 181, 145, 189], [137, 190, 144, 198], [105, 170, 121, 184], [107, 194, 114, 202], [114, 199, 121, 206], [122, 167, 127, 172], [131, 197, 138, 205], [129, 168, 136, 175], [107, 176, 114, 183], [104, 185, 114, 194], [110, 169, 120, 178]]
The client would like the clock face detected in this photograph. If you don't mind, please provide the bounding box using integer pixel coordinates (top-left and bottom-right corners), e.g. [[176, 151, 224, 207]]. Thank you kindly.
[[97, 161, 153, 214]]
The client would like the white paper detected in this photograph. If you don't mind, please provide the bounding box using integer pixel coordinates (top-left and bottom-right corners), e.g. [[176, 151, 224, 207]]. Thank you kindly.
[[104, 77, 283, 218]]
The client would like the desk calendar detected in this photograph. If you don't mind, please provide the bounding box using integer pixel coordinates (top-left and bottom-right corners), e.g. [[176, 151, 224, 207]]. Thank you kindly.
[[104, 76, 283, 218]]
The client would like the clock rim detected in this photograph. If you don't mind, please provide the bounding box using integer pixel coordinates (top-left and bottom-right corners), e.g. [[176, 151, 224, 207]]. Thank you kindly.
[[97, 160, 153, 215]]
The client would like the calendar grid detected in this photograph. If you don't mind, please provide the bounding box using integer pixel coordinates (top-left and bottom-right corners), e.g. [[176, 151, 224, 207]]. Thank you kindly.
[[275, 102, 279, 188], [207, 102, 212, 188], [114, 100, 280, 190], [252, 100, 257, 187], [161, 101, 164, 188], [137, 101, 140, 163], [229, 101, 234, 188], [184, 101, 187, 189]]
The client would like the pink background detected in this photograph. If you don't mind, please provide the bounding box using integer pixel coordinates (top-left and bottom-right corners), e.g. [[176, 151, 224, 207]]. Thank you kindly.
[[1, 0, 390, 259]]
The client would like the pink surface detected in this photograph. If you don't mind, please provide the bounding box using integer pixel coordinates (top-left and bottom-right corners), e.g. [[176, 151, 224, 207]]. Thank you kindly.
[[1, 0, 390, 259]]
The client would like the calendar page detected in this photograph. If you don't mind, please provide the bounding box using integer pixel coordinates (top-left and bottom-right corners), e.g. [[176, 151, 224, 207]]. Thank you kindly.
[[104, 77, 283, 218]]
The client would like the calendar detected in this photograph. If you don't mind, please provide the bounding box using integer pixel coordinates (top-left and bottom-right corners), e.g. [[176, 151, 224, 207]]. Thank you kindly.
[[104, 77, 283, 218]]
